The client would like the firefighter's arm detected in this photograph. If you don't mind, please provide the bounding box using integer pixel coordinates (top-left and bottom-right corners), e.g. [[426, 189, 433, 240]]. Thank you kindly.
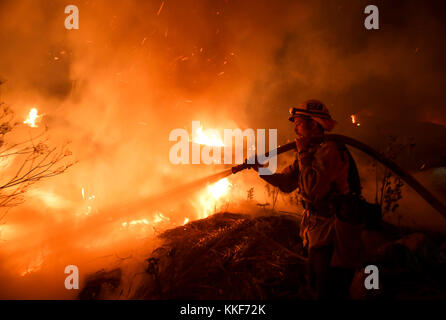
[[298, 141, 349, 202], [258, 159, 300, 193]]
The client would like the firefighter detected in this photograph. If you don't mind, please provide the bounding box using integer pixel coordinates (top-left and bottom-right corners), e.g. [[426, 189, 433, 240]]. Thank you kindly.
[[251, 100, 364, 299]]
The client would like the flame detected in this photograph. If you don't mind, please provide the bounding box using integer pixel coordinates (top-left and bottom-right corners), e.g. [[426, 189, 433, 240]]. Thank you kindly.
[[24, 108, 40, 128], [183, 217, 189, 225], [193, 126, 224, 147], [196, 178, 232, 219], [208, 178, 231, 199], [350, 114, 360, 127], [122, 219, 149, 227], [121, 211, 170, 229], [153, 212, 170, 223]]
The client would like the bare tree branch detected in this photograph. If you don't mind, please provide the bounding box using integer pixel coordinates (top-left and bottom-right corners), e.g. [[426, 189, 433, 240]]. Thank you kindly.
[[0, 99, 75, 216]]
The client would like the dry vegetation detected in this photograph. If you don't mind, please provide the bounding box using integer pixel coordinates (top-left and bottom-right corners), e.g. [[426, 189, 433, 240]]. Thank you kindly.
[[0, 99, 75, 219]]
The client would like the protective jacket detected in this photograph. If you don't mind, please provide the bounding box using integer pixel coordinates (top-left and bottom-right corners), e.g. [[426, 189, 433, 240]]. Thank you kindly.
[[260, 138, 364, 268]]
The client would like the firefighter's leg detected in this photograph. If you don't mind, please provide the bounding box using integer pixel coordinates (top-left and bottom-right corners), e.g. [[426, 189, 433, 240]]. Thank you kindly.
[[309, 245, 334, 299]]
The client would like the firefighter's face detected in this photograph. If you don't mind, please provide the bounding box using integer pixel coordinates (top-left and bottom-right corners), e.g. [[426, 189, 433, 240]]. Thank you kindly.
[[294, 116, 317, 137]]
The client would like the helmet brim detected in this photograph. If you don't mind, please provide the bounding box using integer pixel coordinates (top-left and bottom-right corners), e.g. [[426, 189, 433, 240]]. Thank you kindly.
[[289, 112, 337, 131]]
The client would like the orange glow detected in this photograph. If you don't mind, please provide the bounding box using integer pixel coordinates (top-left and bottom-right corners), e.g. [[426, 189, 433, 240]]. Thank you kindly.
[[20, 253, 44, 277], [28, 189, 72, 209], [0, 224, 14, 241]]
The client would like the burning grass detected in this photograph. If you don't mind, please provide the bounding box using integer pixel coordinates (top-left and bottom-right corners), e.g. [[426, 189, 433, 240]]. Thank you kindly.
[[79, 212, 446, 300], [80, 212, 310, 299], [136, 212, 308, 299]]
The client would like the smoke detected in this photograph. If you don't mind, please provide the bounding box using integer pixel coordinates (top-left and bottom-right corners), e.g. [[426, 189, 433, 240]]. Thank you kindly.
[[0, 0, 445, 298]]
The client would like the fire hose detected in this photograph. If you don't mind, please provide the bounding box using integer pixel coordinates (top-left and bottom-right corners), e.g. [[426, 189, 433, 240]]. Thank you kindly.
[[231, 133, 446, 221]]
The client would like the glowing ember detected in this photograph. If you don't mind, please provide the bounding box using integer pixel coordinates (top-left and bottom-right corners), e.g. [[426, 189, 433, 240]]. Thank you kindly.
[[183, 217, 189, 225], [193, 126, 224, 147], [24, 108, 40, 128], [157, 1, 165, 16], [350, 114, 360, 127]]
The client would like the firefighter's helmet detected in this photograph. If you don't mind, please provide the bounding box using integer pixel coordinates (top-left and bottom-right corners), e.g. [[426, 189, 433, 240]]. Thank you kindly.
[[288, 99, 337, 131]]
